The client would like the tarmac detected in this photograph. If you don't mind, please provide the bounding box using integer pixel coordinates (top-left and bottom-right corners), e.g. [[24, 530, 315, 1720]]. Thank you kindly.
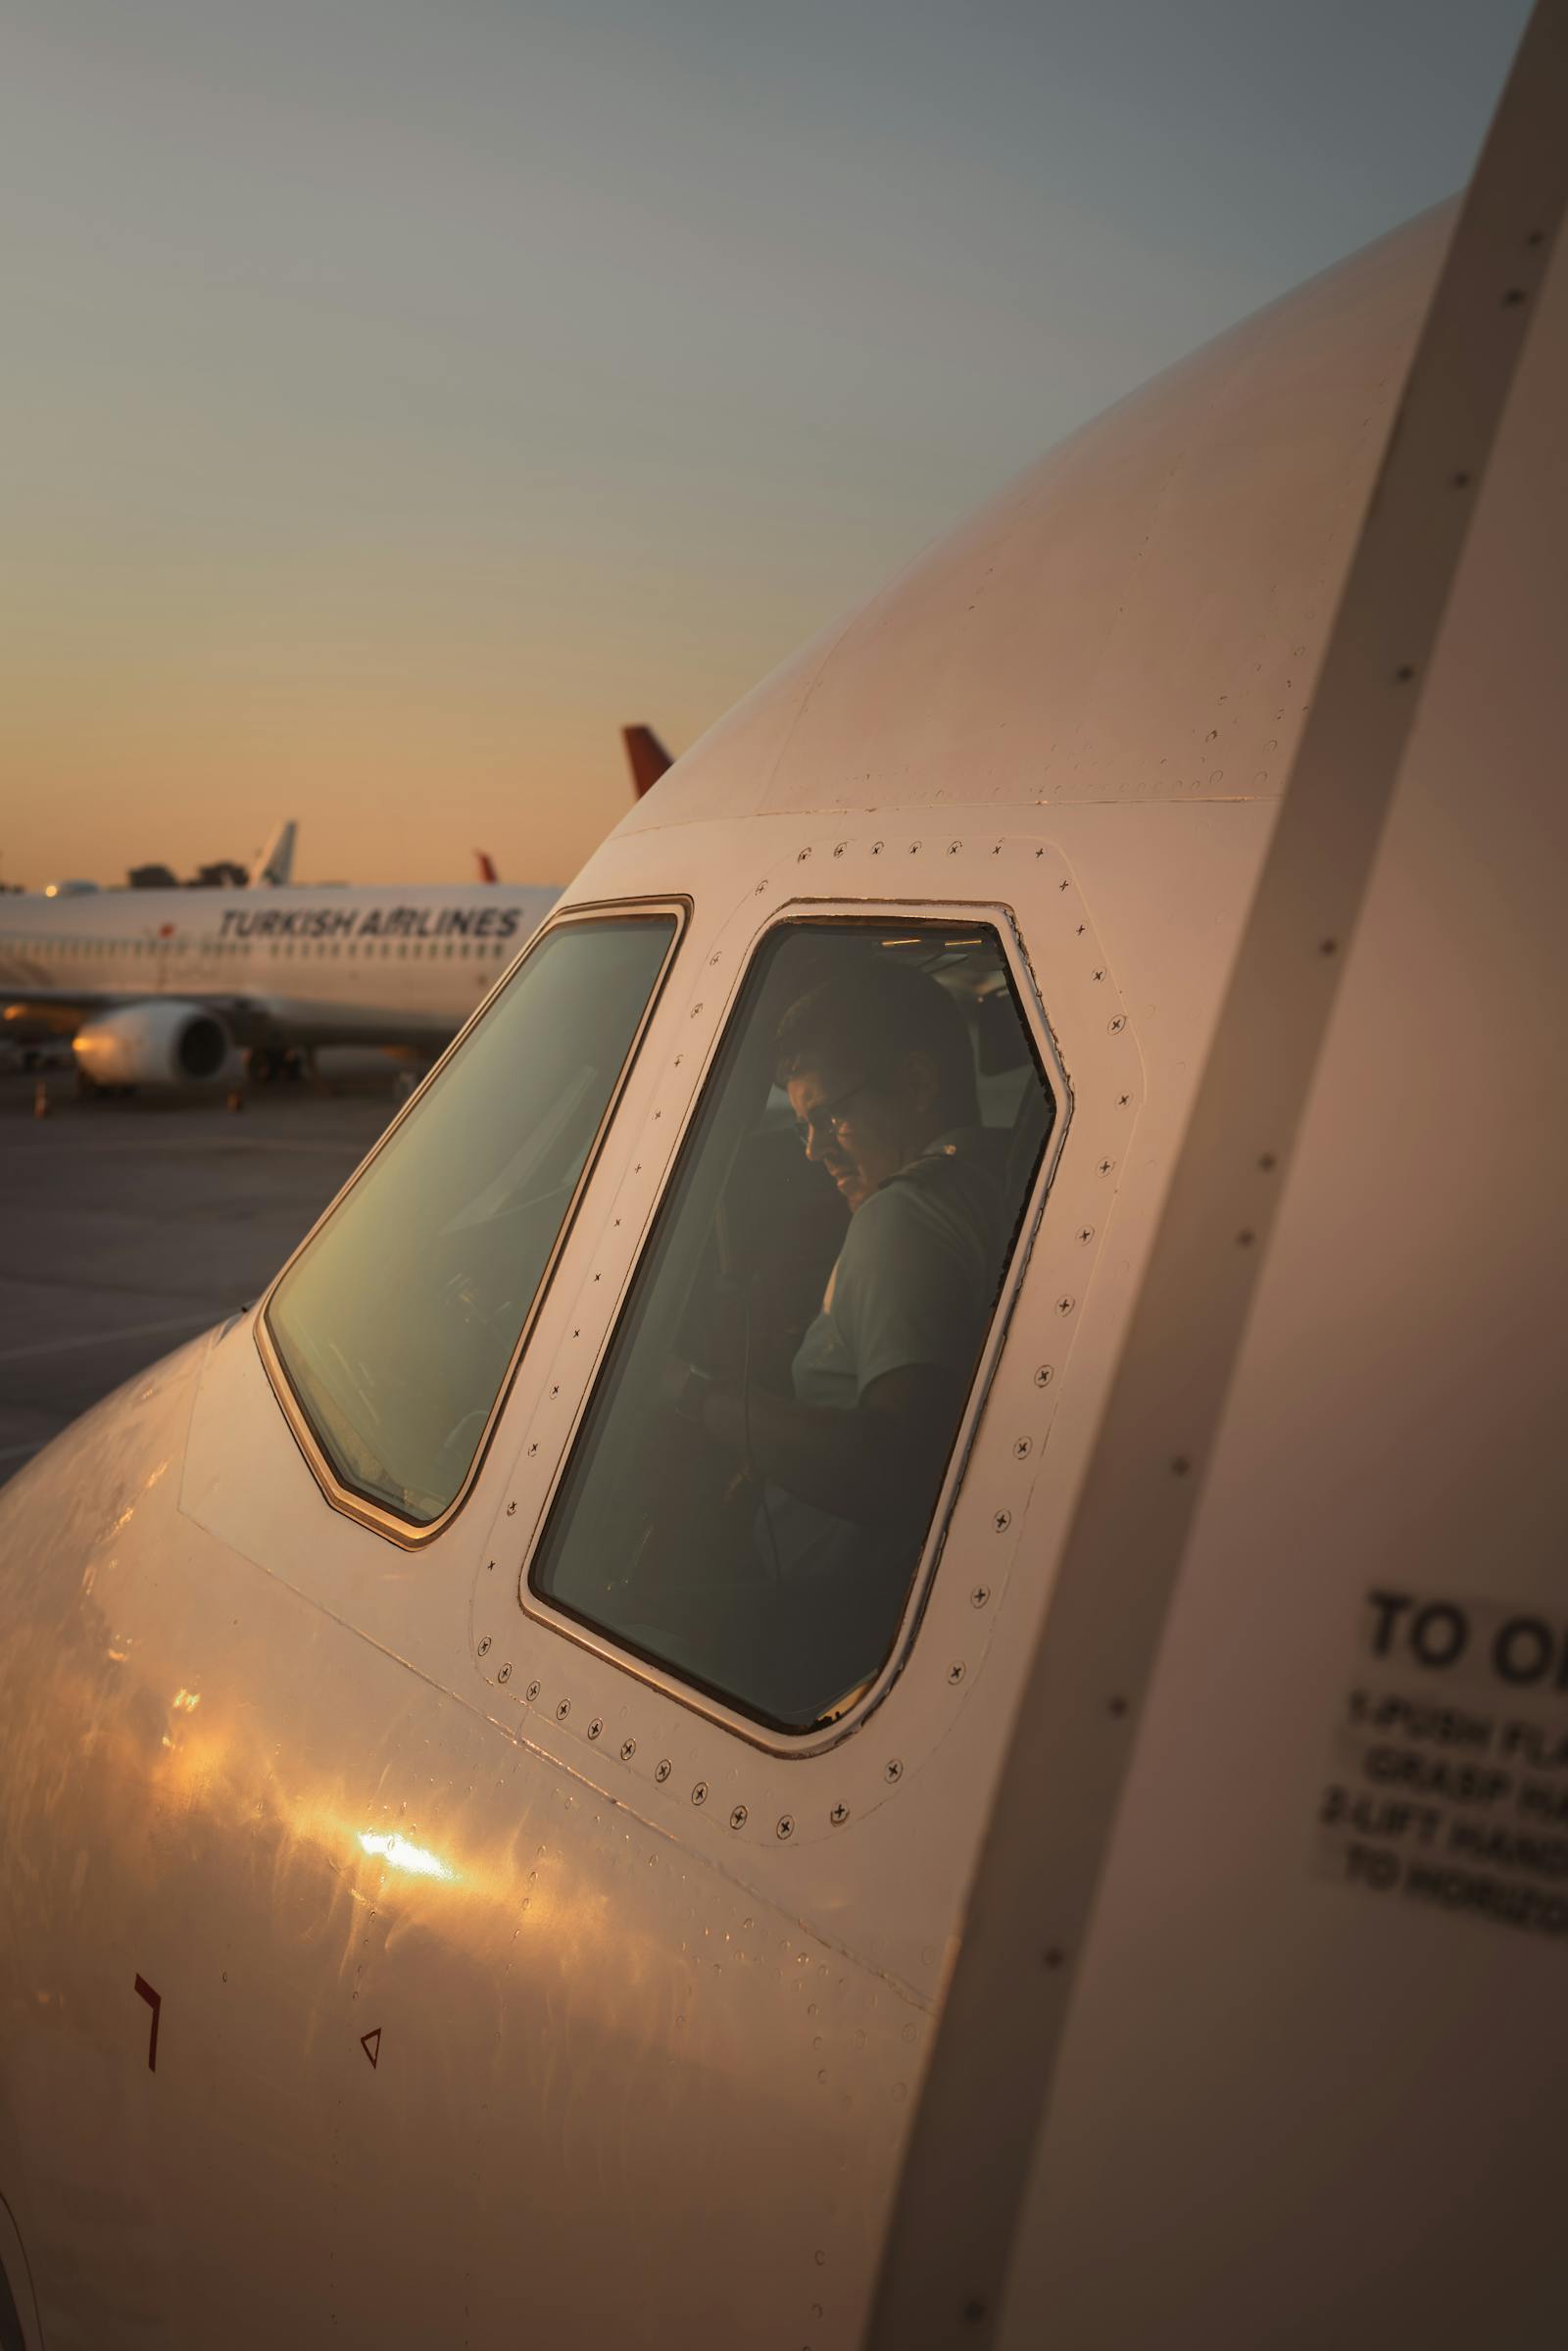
[[0, 1071, 396, 1483]]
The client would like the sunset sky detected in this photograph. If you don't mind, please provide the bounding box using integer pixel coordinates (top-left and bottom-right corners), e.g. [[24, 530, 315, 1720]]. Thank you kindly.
[[1, 0, 1529, 892]]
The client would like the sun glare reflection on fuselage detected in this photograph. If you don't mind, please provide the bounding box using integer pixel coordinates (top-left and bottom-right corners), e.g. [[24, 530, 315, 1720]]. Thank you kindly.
[[358, 1830, 457, 1883]]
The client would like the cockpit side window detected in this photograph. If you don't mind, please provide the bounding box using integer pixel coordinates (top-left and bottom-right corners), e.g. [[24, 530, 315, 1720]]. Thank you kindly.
[[528, 918, 1055, 1735], [264, 909, 681, 1533]]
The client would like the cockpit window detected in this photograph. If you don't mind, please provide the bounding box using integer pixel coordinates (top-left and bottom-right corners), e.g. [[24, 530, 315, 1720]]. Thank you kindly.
[[265, 910, 680, 1530], [528, 918, 1055, 1735]]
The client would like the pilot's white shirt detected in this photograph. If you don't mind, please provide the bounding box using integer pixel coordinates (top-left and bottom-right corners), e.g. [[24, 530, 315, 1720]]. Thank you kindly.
[[789, 1152, 993, 1413], [762, 1134, 997, 1601]]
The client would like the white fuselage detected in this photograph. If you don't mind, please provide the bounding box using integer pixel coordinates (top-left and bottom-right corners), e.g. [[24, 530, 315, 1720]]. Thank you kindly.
[[0, 880, 559, 1053], [0, 38, 1561, 2346]]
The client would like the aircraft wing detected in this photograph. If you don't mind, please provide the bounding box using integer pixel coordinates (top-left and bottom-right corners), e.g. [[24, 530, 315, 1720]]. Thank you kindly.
[[3, 987, 286, 1051], [3, 983, 165, 1028], [4, 979, 476, 1054], [248, 819, 297, 887]]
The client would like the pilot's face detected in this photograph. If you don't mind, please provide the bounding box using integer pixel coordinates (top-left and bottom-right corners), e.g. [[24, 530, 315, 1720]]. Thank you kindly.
[[787, 1054, 934, 1213]]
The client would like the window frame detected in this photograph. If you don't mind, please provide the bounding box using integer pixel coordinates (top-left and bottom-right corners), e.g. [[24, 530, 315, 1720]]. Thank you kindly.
[[254, 896, 689, 1547], [518, 896, 1070, 1754]]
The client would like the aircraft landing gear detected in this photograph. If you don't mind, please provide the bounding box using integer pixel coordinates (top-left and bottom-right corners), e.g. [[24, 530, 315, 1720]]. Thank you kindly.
[[246, 1047, 304, 1086]]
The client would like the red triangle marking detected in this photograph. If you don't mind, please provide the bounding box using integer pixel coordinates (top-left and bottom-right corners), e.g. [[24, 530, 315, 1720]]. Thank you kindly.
[[361, 2028, 381, 2070]]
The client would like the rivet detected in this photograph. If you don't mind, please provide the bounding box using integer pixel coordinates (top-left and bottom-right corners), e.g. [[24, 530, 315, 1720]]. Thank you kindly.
[[497, 1662, 513, 1685], [1117, 1092, 1131, 1108], [619, 1738, 637, 1762], [1098, 1157, 1114, 1176], [691, 1781, 709, 1806], [1237, 1229, 1255, 1247], [755, 881, 767, 896], [1092, 968, 1104, 983], [908, 840, 922, 855], [1076, 923, 1086, 936], [690, 1003, 703, 1018], [1501, 287, 1526, 308], [1108, 1695, 1128, 1717], [1451, 469, 1472, 489], [993, 1509, 1010, 1534], [1395, 664, 1417, 683], [729, 1803, 748, 1830], [830, 1802, 850, 1826], [655, 1758, 672, 1784], [527, 1443, 538, 1457], [884, 1758, 904, 1784], [709, 952, 721, 965], [948, 840, 961, 856], [1034, 1364, 1054, 1388], [870, 841, 883, 856], [1013, 1436, 1032, 1459], [1077, 1225, 1094, 1244], [947, 1662, 966, 1687], [477, 1636, 492, 1657], [587, 1717, 603, 1740], [1108, 1015, 1126, 1035], [1319, 940, 1338, 957], [797, 848, 811, 863], [571, 1328, 580, 1338], [1171, 1456, 1192, 1477], [525, 1679, 541, 1702], [653, 1110, 661, 1121], [486, 1558, 495, 1572], [963, 2297, 988, 2324], [1042, 1947, 1064, 1970], [1057, 879, 1069, 892], [832, 844, 845, 858], [593, 1273, 601, 1284], [1258, 1152, 1277, 1171], [970, 1585, 991, 1608], [776, 1814, 795, 1840], [1054, 1296, 1075, 1317], [673, 1053, 683, 1067], [550, 1383, 560, 1397], [992, 844, 1002, 857], [555, 1698, 571, 1722], [506, 1500, 516, 1516]]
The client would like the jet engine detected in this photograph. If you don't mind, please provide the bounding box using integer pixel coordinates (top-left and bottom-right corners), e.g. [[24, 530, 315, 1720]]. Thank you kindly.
[[72, 1001, 238, 1087]]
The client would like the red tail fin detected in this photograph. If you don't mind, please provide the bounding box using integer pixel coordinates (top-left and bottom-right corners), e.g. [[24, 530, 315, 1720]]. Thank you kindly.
[[475, 851, 499, 883], [621, 725, 672, 800]]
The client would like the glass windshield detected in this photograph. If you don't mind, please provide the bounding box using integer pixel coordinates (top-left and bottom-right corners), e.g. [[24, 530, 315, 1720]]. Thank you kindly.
[[267, 912, 678, 1526], [529, 919, 1054, 1733]]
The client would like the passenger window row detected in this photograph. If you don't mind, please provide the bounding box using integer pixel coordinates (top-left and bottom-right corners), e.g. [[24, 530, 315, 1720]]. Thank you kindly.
[[1, 934, 512, 960]]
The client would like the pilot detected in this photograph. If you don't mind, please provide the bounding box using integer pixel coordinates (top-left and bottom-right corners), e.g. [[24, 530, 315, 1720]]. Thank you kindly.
[[667, 959, 1005, 1700]]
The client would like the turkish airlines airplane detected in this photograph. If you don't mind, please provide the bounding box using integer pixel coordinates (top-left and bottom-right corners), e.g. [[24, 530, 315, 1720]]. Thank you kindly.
[[0, 17, 1562, 2350], [0, 876, 560, 1087], [0, 732, 670, 1089]]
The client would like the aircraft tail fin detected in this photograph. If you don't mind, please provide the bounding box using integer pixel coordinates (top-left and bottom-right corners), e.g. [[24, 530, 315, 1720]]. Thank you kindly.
[[476, 851, 499, 883], [250, 819, 297, 888], [621, 725, 672, 800]]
